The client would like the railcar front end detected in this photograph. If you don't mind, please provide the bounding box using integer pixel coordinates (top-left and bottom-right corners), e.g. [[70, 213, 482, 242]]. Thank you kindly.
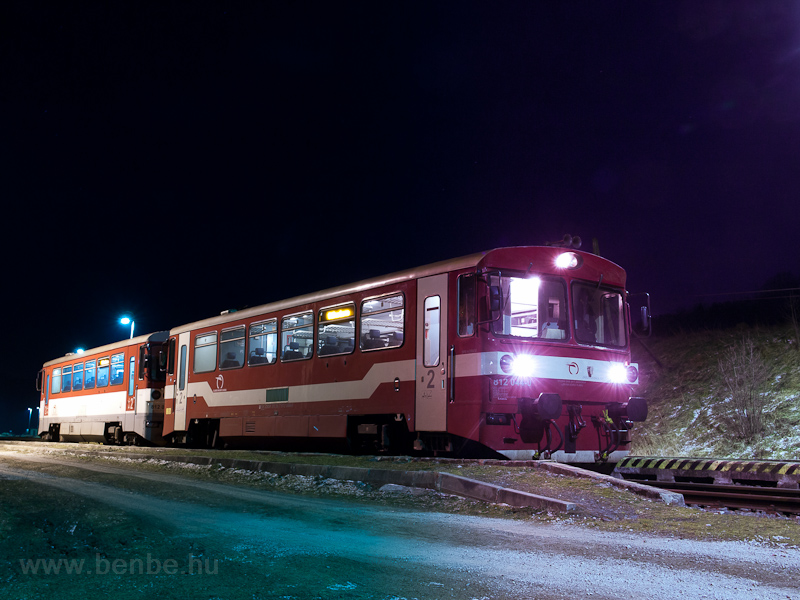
[[37, 332, 170, 445], [446, 246, 647, 462]]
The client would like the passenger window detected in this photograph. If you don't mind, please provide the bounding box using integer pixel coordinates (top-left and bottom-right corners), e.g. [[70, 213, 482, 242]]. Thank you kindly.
[[61, 365, 72, 393], [248, 320, 277, 365], [281, 312, 314, 361], [51, 368, 62, 395], [84, 360, 96, 389], [458, 274, 476, 336], [73, 363, 84, 391], [360, 293, 404, 351], [97, 357, 110, 387], [110, 353, 125, 386], [219, 326, 245, 370], [318, 303, 355, 357], [194, 332, 218, 373], [423, 296, 441, 367]]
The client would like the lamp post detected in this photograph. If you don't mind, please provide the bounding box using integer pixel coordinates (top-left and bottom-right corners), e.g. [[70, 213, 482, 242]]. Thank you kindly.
[[27, 408, 33, 434], [120, 316, 135, 339]]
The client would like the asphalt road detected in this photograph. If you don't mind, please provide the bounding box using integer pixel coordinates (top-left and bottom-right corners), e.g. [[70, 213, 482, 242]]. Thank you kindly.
[[0, 451, 798, 600]]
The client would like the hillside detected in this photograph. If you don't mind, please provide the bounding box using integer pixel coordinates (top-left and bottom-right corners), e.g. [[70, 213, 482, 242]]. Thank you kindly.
[[630, 323, 800, 460]]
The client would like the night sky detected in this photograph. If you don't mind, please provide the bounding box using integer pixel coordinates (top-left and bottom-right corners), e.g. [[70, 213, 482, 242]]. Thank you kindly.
[[2, 1, 799, 431]]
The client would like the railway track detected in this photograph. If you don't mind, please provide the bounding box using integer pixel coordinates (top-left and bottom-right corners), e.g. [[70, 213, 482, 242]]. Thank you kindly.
[[615, 456, 800, 515], [630, 480, 800, 515]]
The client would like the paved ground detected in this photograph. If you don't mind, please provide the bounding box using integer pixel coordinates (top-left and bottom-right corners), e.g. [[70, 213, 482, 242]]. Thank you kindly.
[[1, 449, 799, 600]]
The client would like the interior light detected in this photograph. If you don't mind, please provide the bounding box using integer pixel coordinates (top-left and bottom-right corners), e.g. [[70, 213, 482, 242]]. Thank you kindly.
[[510, 276, 540, 302], [325, 308, 353, 321], [555, 252, 581, 269]]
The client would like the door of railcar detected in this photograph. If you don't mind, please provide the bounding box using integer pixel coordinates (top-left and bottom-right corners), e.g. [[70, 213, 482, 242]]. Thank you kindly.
[[172, 332, 190, 432], [415, 274, 448, 431]]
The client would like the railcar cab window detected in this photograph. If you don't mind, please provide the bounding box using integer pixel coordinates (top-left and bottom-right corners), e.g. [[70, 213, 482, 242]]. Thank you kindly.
[[248, 320, 277, 365], [219, 326, 245, 370], [360, 293, 404, 351], [572, 282, 627, 347], [318, 303, 355, 356], [458, 274, 477, 336], [281, 311, 314, 361], [491, 275, 568, 340], [110, 353, 125, 385], [84, 360, 96, 389], [194, 332, 218, 373]]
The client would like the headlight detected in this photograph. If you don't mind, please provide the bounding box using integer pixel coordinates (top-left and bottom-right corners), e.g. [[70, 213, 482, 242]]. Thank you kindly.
[[555, 252, 582, 269], [499, 354, 537, 377], [608, 363, 629, 384]]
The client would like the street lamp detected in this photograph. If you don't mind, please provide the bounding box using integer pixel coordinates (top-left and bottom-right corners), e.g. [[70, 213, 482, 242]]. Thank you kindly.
[[119, 316, 135, 339], [27, 408, 33, 433]]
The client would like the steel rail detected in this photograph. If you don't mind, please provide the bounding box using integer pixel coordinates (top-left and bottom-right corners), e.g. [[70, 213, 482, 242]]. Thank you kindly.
[[637, 480, 800, 515]]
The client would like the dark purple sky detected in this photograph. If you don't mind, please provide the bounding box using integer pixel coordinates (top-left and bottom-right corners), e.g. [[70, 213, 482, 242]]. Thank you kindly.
[[2, 1, 799, 429]]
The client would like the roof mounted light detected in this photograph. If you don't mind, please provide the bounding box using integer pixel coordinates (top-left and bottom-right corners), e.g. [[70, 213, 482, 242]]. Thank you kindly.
[[555, 252, 582, 269]]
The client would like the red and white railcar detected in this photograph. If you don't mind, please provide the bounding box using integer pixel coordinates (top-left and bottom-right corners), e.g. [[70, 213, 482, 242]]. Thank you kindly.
[[161, 245, 647, 462], [37, 332, 169, 445]]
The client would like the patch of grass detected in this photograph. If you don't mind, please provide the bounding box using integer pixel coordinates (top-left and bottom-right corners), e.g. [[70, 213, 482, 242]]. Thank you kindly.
[[632, 324, 800, 460]]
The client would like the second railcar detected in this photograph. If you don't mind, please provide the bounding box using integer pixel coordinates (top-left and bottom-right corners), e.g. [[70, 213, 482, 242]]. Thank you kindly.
[[160, 246, 647, 462], [37, 332, 169, 445]]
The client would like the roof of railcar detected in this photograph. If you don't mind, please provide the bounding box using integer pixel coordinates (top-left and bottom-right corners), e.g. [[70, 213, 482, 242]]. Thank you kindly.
[[43, 331, 170, 368], [168, 246, 625, 334]]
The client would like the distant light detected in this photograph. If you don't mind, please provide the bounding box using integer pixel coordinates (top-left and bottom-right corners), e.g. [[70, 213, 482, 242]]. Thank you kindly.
[[76, 348, 85, 354], [119, 316, 135, 339], [555, 252, 581, 269]]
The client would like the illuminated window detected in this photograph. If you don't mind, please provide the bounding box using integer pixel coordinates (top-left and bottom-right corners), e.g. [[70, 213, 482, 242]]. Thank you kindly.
[[51, 368, 62, 395], [219, 326, 245, 369], [423, 296, 441, 367], [84, 360, 96, 389], [248, 320, 277, 365], [97, 357, 110, 387], [281, 312, 314, 361], [128, 357, 136, 396], [61, 365, 72, 393], [360, 293, 404, 351], [73, 363, 83, 391], [318, 303, 355, 357], [110, 353, 125, 386], [491, 275, 568, 341], [194, 332, 218, 373]]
